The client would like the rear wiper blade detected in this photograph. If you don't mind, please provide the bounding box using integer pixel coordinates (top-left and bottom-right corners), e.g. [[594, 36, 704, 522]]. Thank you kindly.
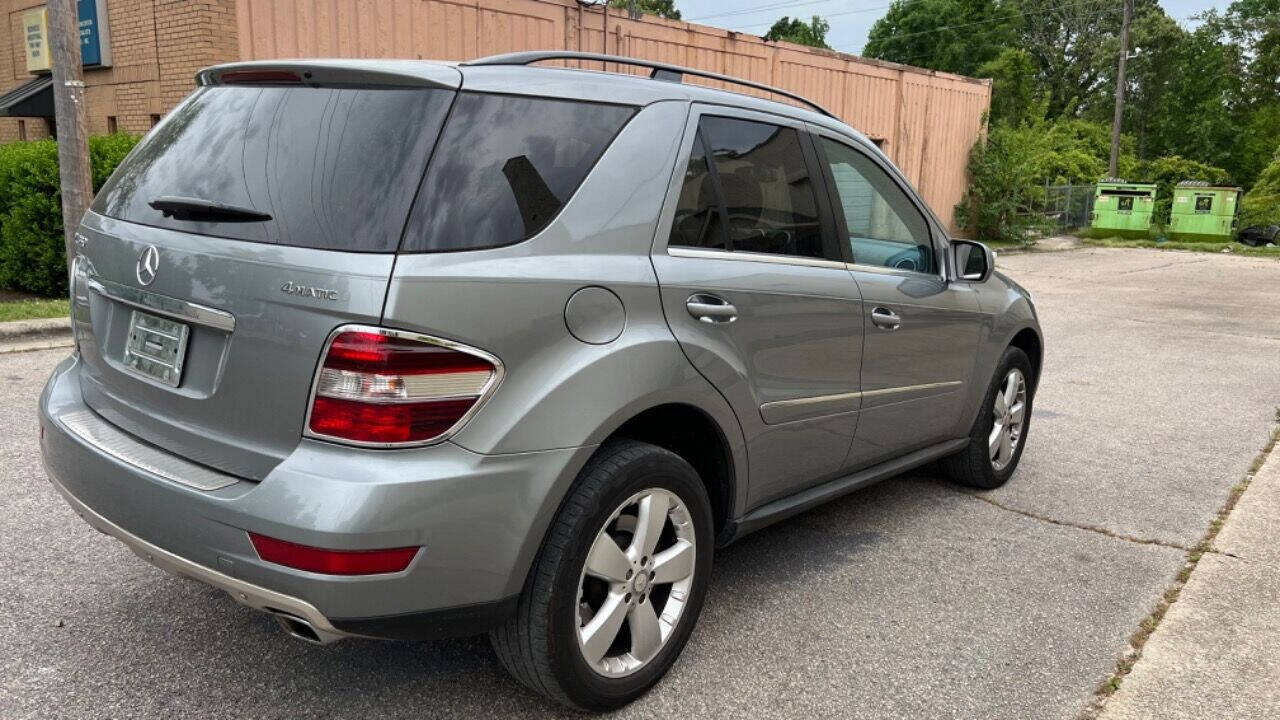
[[148, 196, 271, 222]]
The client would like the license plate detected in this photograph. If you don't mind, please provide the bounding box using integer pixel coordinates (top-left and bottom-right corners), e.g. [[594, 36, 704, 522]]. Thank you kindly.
[[123, 310, 189, 387]]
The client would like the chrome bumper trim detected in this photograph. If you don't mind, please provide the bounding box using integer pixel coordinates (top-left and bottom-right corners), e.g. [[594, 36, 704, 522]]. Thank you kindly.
[[59, 410, 238, 492], [45, 471, 348, 644]]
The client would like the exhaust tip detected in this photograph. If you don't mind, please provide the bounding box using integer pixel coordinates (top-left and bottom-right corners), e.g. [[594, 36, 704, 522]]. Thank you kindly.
[[271, 611, 325, 645]]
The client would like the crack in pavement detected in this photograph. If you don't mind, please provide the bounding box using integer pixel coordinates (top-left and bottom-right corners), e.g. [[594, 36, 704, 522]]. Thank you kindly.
[[1081, 423, 1280, 719], [931, 480, 1239, 557], [1116, 257, 1211, 275], [1054, 309, 1280, 343]]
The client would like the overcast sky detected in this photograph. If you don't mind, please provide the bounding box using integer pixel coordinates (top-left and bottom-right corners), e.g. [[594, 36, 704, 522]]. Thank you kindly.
[[673, 0, 1235, 55]]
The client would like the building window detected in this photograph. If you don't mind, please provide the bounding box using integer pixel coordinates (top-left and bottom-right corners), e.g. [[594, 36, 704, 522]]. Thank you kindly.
[[18, 120, 27, 141], [150, 114, 161, 127], [107, 116, 118, 134]]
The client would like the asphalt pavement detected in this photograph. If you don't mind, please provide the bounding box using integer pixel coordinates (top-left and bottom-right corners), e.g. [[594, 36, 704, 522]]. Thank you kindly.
[[3, 247, 1278, 719]]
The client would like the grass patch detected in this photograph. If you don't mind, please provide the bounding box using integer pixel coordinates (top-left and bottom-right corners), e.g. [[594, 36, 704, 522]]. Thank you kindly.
[[0, 297, 69, 323], [1081, 236, 1280, 258], [983, 238, 1033, 250]]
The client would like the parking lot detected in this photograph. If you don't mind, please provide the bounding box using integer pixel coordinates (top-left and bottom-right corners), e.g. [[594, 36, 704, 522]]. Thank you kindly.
[[3, 247, 1278, 719]]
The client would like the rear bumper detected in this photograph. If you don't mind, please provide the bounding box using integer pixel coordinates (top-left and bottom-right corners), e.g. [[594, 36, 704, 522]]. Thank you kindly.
[[39, 354, 593, 640]]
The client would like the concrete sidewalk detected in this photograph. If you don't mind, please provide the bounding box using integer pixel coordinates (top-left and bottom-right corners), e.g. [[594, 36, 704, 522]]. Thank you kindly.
[[1099, 444, 1280, 719]]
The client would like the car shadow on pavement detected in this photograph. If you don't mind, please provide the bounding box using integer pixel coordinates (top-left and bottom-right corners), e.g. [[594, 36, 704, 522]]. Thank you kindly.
[[74, 474, 936, 718]]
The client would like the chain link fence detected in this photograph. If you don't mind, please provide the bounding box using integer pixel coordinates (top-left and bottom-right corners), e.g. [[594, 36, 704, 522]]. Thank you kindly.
[[1040, 183, 1096, 232]]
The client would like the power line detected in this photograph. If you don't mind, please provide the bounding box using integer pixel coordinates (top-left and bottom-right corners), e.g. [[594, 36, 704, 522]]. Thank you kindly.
[[688, 0, 844, 22], [886, 4, 1123, 66], [732, 0, 1111, 39], [691, 0, 912, 23]]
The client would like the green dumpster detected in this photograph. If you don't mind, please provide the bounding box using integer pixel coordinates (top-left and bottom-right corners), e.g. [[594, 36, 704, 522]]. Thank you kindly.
[[1169, 182, 1241, 242], [1091, 179, 1156, 237]]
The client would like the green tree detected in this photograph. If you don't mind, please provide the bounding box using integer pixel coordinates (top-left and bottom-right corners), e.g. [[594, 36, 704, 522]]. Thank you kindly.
[[864, 0, 1016, 76], [607, 0, 681, 20], [1143, 23, 1242, 175], [1240, 147, 1280, 227], [977, 48, 1041, 127], [763, 16, 831, 49], [1017, 0, 1130, 117]]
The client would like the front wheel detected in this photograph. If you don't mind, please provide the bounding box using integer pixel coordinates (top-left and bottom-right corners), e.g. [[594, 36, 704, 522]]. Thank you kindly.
[[489, 440, 714, 711], [942, 347, 1034, 489]]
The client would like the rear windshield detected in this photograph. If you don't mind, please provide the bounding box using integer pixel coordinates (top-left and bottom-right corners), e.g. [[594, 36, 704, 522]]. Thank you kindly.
[[92, 85, 453, 252], [401, 93, 636, 253]]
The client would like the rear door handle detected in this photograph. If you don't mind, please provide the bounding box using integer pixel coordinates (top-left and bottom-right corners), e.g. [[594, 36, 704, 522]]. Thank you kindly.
[[686, 294, 738, 324], [871, 306, 901, 331]]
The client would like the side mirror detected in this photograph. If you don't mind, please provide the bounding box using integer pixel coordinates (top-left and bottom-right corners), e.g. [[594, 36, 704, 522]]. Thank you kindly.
[[951, 240, 995, 283]]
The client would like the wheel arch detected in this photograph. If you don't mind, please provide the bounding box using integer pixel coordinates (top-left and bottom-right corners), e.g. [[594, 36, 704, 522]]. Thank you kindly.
[[1007, 326, 1043, 390], [605, 402, 739, 544]]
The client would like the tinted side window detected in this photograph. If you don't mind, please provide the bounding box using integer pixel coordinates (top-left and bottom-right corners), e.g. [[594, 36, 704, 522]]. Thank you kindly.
[[667, 131, 729, 250], [93, 85, 452, 252], [819, 138, 934, 274], [402, 93, 635, 252], [698, 116, 826, 259]]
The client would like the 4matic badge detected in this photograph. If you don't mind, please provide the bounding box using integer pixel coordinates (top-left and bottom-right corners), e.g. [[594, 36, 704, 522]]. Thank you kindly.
[[280, 280, 339, 301]]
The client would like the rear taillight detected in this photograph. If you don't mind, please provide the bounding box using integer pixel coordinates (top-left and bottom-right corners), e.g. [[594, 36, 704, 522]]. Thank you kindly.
[[305, 327, 501, 447]]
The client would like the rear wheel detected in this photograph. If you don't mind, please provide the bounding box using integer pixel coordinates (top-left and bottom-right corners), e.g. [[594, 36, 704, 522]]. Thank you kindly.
[[942, 347, 1033, 489], [490, 440, 713, 711]]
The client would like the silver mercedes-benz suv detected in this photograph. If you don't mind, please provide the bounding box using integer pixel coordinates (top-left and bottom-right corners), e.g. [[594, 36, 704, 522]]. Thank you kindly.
[[39, 52, 1041, 711]]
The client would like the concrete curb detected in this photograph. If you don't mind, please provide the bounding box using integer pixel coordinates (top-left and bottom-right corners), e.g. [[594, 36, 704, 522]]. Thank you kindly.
[[1098, 440, 1280, 719], [0, 317, 73, 354]]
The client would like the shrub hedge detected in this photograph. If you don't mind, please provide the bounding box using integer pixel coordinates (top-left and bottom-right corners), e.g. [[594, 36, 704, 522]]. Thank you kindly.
[[0, 134, 140, 297]]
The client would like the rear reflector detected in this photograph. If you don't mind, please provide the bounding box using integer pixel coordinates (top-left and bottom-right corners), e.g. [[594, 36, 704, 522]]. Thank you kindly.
[[249, 532, 419, 575], [306, 328, 501, 446]]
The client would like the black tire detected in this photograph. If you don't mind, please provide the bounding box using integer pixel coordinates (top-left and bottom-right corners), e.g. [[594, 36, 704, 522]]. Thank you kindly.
[[489, 439, 714, 711], [942, 346, 1034, 490]]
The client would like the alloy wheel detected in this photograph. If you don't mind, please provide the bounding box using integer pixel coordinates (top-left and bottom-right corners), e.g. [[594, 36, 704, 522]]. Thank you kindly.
[[989, 368, 1027, 472], [576, 488, 697, 678]]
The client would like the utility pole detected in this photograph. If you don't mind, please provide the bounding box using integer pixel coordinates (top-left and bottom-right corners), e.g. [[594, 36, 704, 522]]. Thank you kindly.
[[1108, 0, 1132, 178], [47, 0, 92, 270]]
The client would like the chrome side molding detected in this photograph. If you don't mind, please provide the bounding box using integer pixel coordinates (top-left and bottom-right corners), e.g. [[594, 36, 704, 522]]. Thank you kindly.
[[760, 381, 964, 424]]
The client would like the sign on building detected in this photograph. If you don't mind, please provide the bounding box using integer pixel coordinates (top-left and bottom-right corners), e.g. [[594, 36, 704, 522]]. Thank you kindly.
[[78, 0, 112, 68], [23, 0, 111, 72], [24, 8, 51, 72]]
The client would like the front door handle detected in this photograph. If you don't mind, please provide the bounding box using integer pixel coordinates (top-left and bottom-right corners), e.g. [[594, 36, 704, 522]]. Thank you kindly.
[[687, 294, 738, 324], [871, 306, 901, 331]]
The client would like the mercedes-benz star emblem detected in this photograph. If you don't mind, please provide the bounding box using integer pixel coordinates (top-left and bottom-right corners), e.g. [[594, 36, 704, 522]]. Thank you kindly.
[[136, 245, 160, 286]]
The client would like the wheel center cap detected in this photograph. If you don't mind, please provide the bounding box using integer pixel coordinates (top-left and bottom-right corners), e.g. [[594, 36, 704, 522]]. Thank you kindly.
[[632, 572, 649, 594]]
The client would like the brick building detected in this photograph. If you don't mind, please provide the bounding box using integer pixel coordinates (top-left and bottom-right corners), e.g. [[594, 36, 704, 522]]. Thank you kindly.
[[0, 0, 990, 229], [0, 0, 236, 143]]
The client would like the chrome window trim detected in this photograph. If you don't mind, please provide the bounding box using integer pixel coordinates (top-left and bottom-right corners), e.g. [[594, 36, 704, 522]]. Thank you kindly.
[[843, 261, 946, 279], [301, 324, 506, 450], [667, 246, 848, 271], [86, 275, 236, 333]]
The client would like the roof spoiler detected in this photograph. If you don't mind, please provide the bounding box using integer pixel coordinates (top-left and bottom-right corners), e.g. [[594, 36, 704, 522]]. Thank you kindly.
[[197, 60, 461, 90], [464, 51, 836, 119]]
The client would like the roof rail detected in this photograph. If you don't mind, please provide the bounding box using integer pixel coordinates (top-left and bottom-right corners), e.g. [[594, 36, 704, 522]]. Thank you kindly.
[[462, 51, 837, 119]]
